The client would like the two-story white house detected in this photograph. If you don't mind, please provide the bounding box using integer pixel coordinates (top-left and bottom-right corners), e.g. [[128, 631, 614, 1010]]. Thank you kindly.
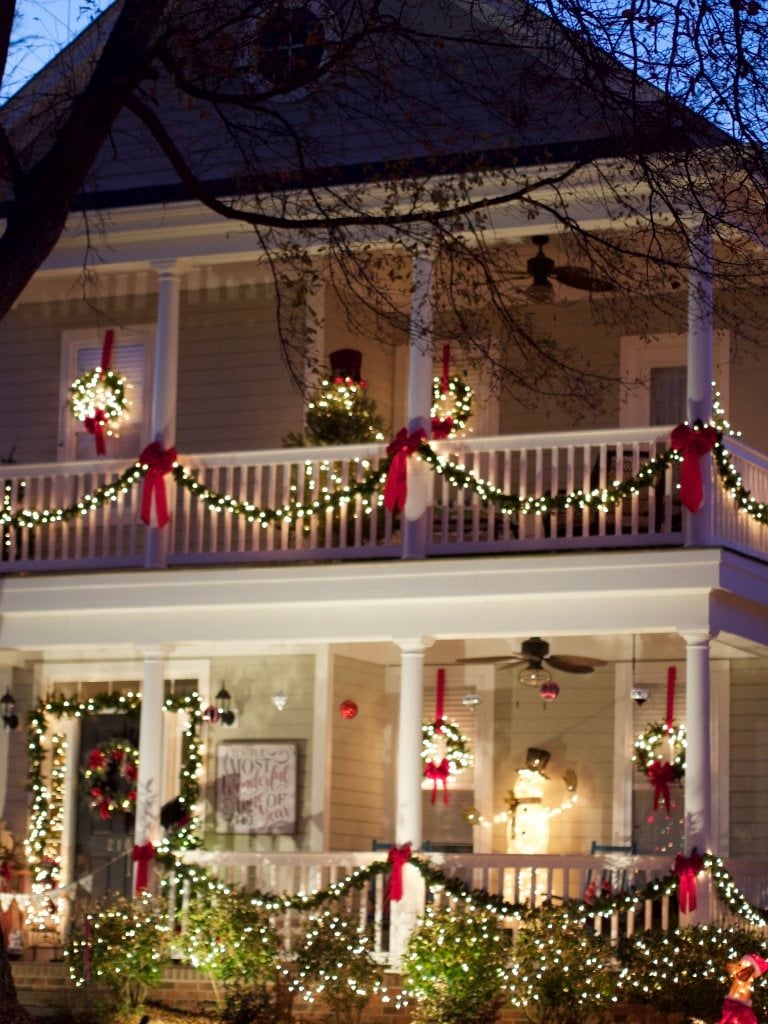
[[1, 0, 768, 968]]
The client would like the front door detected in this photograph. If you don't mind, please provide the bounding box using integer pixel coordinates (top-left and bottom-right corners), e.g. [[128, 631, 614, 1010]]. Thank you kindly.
[[75, 714, 139, 900]]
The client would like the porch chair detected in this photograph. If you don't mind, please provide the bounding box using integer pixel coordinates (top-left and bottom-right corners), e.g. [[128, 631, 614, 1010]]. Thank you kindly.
[[586, 841, 637, 895]]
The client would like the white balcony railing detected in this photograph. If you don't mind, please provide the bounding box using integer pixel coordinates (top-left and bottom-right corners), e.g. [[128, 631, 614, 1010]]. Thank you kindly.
[[0, 424, 765, 572]]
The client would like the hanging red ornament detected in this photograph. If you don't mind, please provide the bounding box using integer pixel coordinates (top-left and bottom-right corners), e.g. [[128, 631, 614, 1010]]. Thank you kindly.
[[339, 699, 358, 719], [202, 705, 220, 723], [539, 681, 560, 701]]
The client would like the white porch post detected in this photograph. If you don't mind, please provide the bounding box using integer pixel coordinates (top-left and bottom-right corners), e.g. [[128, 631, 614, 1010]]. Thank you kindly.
[[390, 639, 427, 965], [681, 630, 712, 923], [145, 260, 183, 569], [686, 224, 714, 547], [403, 243, 435, 559], [134, 649, 166, 892]]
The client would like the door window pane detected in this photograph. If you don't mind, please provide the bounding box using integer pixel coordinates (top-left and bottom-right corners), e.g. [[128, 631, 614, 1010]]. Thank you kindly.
[[650, 366, 686, 426]]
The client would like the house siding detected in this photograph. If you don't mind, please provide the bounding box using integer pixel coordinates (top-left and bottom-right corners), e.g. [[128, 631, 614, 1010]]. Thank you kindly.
[[202, 654, 316, 852], [730, 658, 768, 857], [329, 655, 388, 851]]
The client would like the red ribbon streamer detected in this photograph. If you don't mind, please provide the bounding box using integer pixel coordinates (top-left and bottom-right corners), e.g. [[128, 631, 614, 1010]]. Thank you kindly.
[[435, 669, 445, 729], [84, 408, 108, 456], [384, 428, 426, 512], [425, 757, 451, 804], [386, 843, 412, 902], [665, 666, 676, 733], [647, 759, 676, 812], [100, 329, 115, 379], [132, 841, 155, 895], [139, 442, 177, 528], [674, 848, 703, 913], [670, 423, 718, 513]]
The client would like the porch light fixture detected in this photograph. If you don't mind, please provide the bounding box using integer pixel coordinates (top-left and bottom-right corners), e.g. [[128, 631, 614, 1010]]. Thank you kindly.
[[1, 689, 18, 730], [518, 663, 552, 688], [215, 686, 235, 726]]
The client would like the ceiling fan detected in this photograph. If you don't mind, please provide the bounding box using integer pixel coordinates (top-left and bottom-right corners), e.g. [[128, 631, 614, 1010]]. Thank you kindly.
[[522, 235, 616, 300], [458, 636, 607, 686]]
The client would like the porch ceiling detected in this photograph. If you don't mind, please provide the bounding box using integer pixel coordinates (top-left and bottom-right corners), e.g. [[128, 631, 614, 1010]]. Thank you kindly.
[[1, 548, 767, 663]]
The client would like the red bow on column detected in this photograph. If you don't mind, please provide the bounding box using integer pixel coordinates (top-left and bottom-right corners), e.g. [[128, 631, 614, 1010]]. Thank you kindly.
[[384, 428, 427, 512], [386, 843, 412, 902], [425, 757, 450, 804], [673, 848, 703, 913], [670, 423, 718, 513], [139, 442, 177, 528], [131, 841, 155, 895], [647, 759, 677, 812]]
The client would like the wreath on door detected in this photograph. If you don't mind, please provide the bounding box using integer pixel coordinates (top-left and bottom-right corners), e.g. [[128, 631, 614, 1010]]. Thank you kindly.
[[82, 739, 139, 820]]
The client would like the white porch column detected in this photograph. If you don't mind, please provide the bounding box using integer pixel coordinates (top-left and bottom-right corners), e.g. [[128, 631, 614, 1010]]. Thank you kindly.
[[403, 243, 435, 559], [686, 225, 714, 546], [145, 260, 183, 569], [681, 630, 712, 923], [134, 649, 166, 892], [390, 639, 428, 965]]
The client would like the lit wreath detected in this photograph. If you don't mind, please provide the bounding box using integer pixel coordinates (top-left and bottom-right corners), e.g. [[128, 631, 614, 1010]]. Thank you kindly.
[[633, 722, 687, 781], [82, 739, 139, 820], [431, 375, 473, 438], [421, 718, 473, 776], [70, 368, 129, 436]]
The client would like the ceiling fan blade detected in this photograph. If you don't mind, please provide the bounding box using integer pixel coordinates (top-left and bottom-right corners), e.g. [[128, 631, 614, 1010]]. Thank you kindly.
[[456, 655, 524, 667], [552, 266, 615, 292], [546, 654, 607, 674]]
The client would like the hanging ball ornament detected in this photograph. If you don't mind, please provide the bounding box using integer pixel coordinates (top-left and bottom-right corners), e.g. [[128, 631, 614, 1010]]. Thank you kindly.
[[202, 705, 220, 723], [462, 693, 482, 709], [272, 689, 288, 712], [539, 681, 560, 701], [339, 699, 358, 720]]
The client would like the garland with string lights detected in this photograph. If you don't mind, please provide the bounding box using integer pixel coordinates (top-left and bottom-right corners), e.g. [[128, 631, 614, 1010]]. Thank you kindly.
[[9, 393, 768, 535], [26, 690, 203, 888]]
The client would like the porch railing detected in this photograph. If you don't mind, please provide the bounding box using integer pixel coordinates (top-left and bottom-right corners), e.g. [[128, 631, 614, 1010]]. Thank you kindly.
[[0, 423, 765, 572], [171, 850, 684, 964]]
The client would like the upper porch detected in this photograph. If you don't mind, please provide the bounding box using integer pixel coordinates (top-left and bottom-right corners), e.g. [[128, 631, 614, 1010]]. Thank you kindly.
[[0, 421, 765, 574]]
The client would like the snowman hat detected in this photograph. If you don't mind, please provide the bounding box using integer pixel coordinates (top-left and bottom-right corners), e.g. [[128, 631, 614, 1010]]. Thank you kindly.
[[742, 955, 768, 977]]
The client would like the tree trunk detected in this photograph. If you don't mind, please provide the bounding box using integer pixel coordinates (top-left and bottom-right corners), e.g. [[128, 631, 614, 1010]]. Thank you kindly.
[[0, 941, 31, 1024]]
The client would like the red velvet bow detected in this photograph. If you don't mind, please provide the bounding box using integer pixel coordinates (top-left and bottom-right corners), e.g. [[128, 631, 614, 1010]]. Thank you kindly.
[[386, 843, 412, 902], [425, 757, 451, 804], [674, 848, 703, 913], [131, 841, 155, 895], [647, 759, 677, 813], [84, 409, 108, 456], [384, 428, 427, 512], [670, 423, 718, 513], [431, 416, 454, 440], [139, 442, 177, 528]]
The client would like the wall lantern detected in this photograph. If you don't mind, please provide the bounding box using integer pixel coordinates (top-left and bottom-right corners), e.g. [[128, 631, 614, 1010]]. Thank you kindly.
[[1, 689, 18, 730], [215, 686, 235, 726]]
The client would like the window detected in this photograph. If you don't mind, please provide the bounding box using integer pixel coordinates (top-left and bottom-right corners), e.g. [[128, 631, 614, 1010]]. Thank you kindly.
[[649, 365, 687, 425], [256, 7, 325, 88], [60, 326, 154, 462], [620, 331, 730, 428]]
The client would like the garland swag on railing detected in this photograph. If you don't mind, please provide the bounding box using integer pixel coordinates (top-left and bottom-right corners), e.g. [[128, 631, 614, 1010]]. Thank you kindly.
[[4, 397, 768, 534], [168, 849, 768, 931]]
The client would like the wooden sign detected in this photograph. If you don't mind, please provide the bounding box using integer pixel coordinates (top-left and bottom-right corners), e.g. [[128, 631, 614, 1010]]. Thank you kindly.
[[215, 741, 297, 834]]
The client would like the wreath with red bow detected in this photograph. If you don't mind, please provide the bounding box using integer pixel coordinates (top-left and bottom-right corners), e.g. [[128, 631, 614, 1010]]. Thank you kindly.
[[82, 739, 139, 820], [633, 722, 686, 812]]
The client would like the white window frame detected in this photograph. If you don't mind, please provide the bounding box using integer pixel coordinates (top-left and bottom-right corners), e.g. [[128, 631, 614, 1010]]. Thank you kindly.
[[58, 324, 155, 461], [619, 330, 730, 428]]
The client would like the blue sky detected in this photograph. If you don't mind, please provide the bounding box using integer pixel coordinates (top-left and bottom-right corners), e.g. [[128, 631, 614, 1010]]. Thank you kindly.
[[4, 0, 109, 98]]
